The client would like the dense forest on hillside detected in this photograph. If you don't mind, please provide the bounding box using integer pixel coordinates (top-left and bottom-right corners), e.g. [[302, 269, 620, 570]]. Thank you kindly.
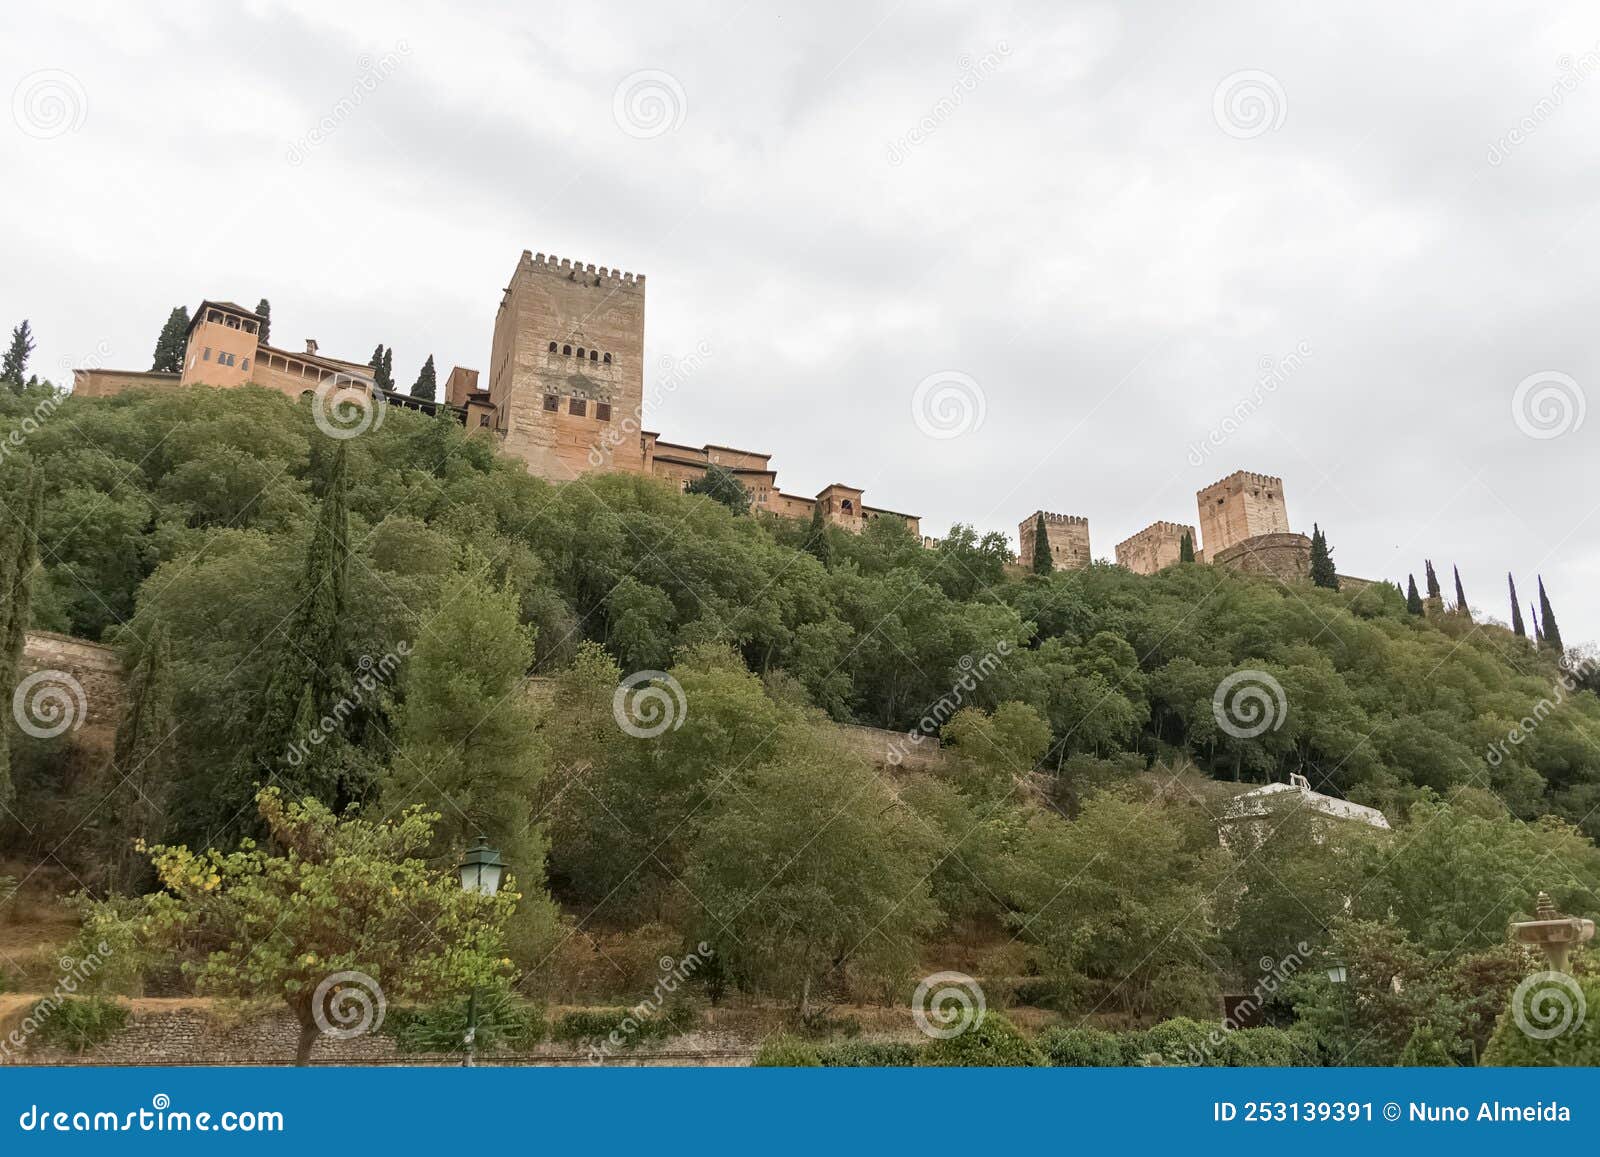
[[2, 380, 1598, 1064]]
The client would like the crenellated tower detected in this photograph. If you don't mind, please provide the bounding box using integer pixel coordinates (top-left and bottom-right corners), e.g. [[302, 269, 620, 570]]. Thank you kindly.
[[487, 250, 647, 480], [1018, 512, 1092, 571], [1196, 470, 1289, 556]]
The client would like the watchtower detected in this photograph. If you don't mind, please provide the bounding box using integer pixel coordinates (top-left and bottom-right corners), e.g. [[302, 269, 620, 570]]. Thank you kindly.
[[487, 250, 647, 480], [1196, 471, 1289, 556], [1017, 512, 1092, 571]]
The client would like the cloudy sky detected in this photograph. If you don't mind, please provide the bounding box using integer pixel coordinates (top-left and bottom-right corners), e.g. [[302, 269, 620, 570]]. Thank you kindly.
[[2, 1, 1595, 644]]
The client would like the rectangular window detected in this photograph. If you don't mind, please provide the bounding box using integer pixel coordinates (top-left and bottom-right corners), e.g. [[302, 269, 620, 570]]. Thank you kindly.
[[202, 347, 211, 361], [241, 357, 250, 371], [543, 394, 559, 412], [595, 402, 611, 422], [479, 414, 490, 426], [569, 398, 586, 417]]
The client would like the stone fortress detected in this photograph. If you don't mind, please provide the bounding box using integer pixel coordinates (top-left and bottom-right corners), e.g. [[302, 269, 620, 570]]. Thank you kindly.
[[74, 247, 1331, 580]]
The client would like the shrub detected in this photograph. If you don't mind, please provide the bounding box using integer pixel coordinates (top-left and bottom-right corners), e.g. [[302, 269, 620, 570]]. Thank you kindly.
[[815, 1040, 921, 1067], [1137, 1017, 1217, 1066], [917, 1013, 1047, 1067], [386, 994, 546, 1054], [28, 996, 129, 1053], [754, 1034, 820, 1066], [1039, 1025, 1127, 1066], [1482, 975, 1600, 1066], [551, 1003, 697, 1051], [1399, 1025, 1457, 1067], [1218, 1026, 1319, 1067]]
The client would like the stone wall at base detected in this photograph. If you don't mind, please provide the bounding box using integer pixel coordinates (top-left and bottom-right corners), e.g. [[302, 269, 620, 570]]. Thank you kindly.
[[1209, 532, 1313, 583], [18, 630, 123, 745]]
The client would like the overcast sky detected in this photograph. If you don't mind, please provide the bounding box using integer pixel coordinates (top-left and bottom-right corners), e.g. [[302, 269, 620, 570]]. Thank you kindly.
[[2, 1, 1595, 646]]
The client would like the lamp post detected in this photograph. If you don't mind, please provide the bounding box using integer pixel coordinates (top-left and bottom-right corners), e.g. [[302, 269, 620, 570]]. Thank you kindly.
[[457, 836, 505, 1068], [1325, 957, 1351, 1042]]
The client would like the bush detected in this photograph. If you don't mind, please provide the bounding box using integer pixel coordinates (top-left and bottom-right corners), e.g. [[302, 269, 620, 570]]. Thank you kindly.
[[1038, 1025, 1127, 1066], [917, 1013, 1047, 1067], [1136, 1017, 1217, 1066], [550, 1003, 697, 1051], [28, 996, 129, 1053], [1482, 975, 1600, 1066], [815, 1040, 921, 1067], [1219, 1026, 1319, 1067], [754, 1034, 820, 1066], [386, 994, 546, 1054]]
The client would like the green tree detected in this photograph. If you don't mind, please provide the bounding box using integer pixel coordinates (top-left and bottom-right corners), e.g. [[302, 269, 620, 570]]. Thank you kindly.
[[1178, 530, 1196, 564], [411, 354, 437, 401], [1509, 574, 1526, 638], [684, 463, 750, 515], [89, 623, 176, 892], [254, 299, 271, 346], [1031, 512, 1053, 574], [2, 320, 36, 388], [149, 307, 189, 374], [1537, 577, 1563, 653], [0, 465, 42, 807], [683, 749, 940, 1013], [804, 503, 831, 567], [1453, 565, 1469, 619], [1405, 574, 1424, 615], [1424, 559, 1442, 604], [128, 789, 518, 1064], [1309, 523, 1339, 589], [368, 344, 394, 390], [381, 347, 394, 391]]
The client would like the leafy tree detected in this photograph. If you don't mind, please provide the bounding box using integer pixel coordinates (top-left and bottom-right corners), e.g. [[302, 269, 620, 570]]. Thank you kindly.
[[1031, 512, 1053, 574], [411, 354, 437, 401], [684, 463, 749, 515], [150, 307, 189, 374], [2, 320, 35, 388], [126, 789, 518, 1064], [1308, 523, 1338, 589], [917, 1013, 1045, 1066], [1484, 974, 1600, 1065], [1509, 574, 1526, 638], [254, 299, 271, 346], [1405, 574, 1424, 615], [804, 503, 831, 567], [683, 747, 940, 1013], [0, 465, 41, 807], [1453, 565, 1469, 619], [1537, 577, 1563, 653], [1178, 530, 1196, 564]]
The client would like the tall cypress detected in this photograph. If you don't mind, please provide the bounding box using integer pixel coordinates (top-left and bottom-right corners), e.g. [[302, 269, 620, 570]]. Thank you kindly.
[[1406, 574, 1424, 616], [2, 320, 36, 388], [1537, 577, 1563, 653], [255, 299, 271, 346], [1031, 513, 1054, 575], [150, 307, 189, 373], [1424, 559, 1442, 601], [368, 344, 391, 390], [1309, 523, 1339, 590], [1509, 574, 1526, 638], [1452, 566, 1470, 620], [411, 354, 437, 401], [804, 503, 831, 567], [381, 347, 394, 392], [1532, 604, 1543, 646], [97, 622, 176, 892], [1179, 530, 1196, 564], [0, 466, 42, 808]]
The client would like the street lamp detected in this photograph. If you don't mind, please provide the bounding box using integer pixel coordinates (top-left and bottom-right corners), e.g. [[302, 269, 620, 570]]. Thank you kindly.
[[1324, 956, 1351, 1044], [457, 836, 506, 1067]]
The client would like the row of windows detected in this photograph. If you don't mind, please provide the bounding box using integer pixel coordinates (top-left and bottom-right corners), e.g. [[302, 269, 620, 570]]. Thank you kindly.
[[547, 341, 612, 364], [543, 393, 611, 421], [200, 348, 249, 371]]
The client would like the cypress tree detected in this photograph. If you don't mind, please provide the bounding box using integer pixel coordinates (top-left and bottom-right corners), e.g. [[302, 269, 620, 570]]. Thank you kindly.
[[1406, 574, 1424, 616], [1532, 604, 1543, 646], [1424, 559, 1442, 602], [1509, 574, 1526, 638], [1309, 523, 1339, 590], [368, 344, 392, 390], [381, 347, 394, 391], [1453, 565, 1470, 620], [2, 320, 36, 388], [97, 622, 176, 892], [1031, 513, 1054, 575], [412, 354, 437, 401], [255, 299, 271, 345], [804, 503, 831, 567], [1179, 530, 1196, 564], [0, 466, 42, 808], [1537, 577, 1563, 653], [150, 307, 189, 373]]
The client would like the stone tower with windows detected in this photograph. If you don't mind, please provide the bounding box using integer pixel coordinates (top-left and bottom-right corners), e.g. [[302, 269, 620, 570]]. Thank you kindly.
[[1017, 512, 1092, 571], [1196, 470, 1290, 555], [487, 250, 647, 481]]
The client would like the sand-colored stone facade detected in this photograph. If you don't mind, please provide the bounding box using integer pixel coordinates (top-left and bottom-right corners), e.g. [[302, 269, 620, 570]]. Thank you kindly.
[[1197, 470, 1291, 556], [1017, 512, 1091, 571], [1115, 520, 1200, 575]]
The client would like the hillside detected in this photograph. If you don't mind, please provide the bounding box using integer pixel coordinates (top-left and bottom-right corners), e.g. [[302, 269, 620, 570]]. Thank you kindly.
[[2, 380, 1598, 1065]]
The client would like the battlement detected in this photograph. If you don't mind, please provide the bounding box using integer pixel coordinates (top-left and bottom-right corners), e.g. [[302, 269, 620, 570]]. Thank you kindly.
[[521, 249, 645, 289], [1032, 511, 1088, 526], [1114, 521, 1194, 551], [1200, 469, 1283, 495], [1018, 510, 1092, 572]]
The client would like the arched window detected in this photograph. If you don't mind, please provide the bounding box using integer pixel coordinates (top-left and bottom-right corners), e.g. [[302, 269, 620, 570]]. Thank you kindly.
[[842, 499, 854, 514], [576, 347, 585, 358], [603, 352, 612, 364], [589, 350, 598, 361], [562, 344, 571, 355], [548, 341, 557, 352]]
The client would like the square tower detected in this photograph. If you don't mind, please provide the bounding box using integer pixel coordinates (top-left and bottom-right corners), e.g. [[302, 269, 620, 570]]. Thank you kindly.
[[488, 250, 647, 480], [1115, 521, 1199, 575], [181, 301, 263, 388], [1017, 512, 1091, 571], [1196, 471, 1289, 555]]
